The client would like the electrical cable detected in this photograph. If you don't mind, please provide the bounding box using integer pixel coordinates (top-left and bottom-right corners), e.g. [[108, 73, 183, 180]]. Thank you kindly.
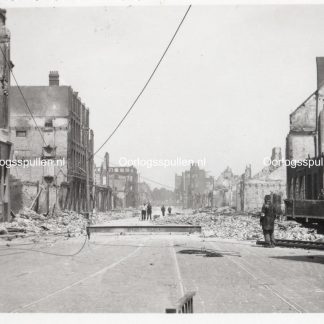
[[91, 5, 192, 158], [0, 45, 48, 146], [0, 235, 88, 257]]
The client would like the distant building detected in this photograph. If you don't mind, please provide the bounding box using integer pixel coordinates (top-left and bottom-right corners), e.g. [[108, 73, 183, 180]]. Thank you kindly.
[[9, 71, 94, 214], [174, 174, 182, 204], [236, 148, 286, 212], [0, 9, 12, 222], [138, 181, 152, 205], [94, 152, 112, 212], [175, 163, 214, 209], [213, 167, 239, 208], [108, 166, 138, 208]]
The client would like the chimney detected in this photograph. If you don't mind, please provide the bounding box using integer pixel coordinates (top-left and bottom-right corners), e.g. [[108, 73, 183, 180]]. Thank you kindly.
[[0, 8, 6, 26], [316, 57, 324, 89], [49, 71, 59, 86], [271, 147, 282, 162]]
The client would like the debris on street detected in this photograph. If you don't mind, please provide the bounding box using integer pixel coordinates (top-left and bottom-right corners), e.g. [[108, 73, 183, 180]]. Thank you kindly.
[[0, 207, 140, 242], [154, 210, 324, 241], [0, 208, 88, 240]]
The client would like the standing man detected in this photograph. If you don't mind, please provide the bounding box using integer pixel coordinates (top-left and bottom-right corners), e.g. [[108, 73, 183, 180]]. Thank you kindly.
[[147, 202, 152, 221], [260, 195, 277, 247], [318, 188, 324, 200], [161, 205, 166, 216], [141, 203, 147, 221], [168, 206, 172, 215]]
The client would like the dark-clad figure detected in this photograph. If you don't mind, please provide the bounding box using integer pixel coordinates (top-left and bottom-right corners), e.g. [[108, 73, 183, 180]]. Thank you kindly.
[[168, 206, 172, 215], [147, 202, 152, 221], [141, 203, 147, 221], [260, 195, 277, 247], [161, 205, 166, 216]]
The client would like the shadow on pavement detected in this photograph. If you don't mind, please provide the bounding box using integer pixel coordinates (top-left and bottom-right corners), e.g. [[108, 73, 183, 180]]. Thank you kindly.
[[178, 249, 223, 257], [270, 255, 324, 264]]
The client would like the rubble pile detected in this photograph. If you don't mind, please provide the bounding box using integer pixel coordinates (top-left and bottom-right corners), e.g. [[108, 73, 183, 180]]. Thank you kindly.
[[192, 206, 246, 216], [275, 221, 322, 241], [0, 208, 88, 239], [154, 213, 263, 240], [0, 208, 138, 241], [154, 211, 324, 241]]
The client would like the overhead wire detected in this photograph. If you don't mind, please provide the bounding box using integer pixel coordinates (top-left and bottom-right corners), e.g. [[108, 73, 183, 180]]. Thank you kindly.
[[91, 5, 192, 158], [0, 235, 88, 257], [0, 45, 48, 146], [0, 8, 191, 257]]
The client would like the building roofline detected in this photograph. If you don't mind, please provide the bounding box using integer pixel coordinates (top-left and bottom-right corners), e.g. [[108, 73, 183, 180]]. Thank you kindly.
[[289, 89, 318, 117]]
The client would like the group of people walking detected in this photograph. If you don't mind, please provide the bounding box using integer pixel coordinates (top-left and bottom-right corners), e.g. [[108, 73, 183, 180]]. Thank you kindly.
[[140, 203, 173, 221], [160, 205, 172, 216]]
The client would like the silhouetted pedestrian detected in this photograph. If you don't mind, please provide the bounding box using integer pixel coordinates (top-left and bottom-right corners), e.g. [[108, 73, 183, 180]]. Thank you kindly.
[[260, 195, 277, 247], [147, 202, 152, 220], [141, 203, 147, 221], [161, 205, 166, 216]]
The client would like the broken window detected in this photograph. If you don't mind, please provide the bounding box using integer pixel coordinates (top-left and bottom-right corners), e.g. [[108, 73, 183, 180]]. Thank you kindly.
[[45, 119, 53, 128], [16, 130, 27, 137], [42, 145, 55, 159]]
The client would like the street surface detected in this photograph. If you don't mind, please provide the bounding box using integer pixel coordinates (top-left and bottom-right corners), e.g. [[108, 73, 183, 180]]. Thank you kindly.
[[0, 217, 323, 313]]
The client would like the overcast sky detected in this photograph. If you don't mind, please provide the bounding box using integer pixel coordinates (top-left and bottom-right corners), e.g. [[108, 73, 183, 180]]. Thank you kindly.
[[6, 5, 324, 188]]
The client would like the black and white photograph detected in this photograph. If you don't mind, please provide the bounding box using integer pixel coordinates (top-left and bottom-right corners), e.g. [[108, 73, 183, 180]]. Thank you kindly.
[[0, 0, 324, 321]]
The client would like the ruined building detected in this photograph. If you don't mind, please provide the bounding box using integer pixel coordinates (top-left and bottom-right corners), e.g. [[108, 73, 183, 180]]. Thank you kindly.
[[285, 58, 324, 219], [9, 71, 94, 214], [236, 148, 286, 212], [94, 152, 112, 212], [108, 166, 138, 208], [213, 167, 239, 208], [174, 170, 190, 207], [0, 9, 12, 222], [138, 181, 152, 205], [175, 164, 214, 209]]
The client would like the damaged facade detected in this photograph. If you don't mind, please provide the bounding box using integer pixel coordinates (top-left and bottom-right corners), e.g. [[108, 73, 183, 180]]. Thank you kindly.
[[138, 181, 152, 205], [175, 163, 214, 209], [108, 166, 139, 208], [212, 167, 238, 208], [236, 147, 286, 212], [285, 57, 324, 219], [9, 71, 94, 214], [94, 152, 112, 212], [0, 9, 11, 222]]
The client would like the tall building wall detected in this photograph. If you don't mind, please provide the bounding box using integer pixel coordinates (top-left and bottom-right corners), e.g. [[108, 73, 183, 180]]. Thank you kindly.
[[108, 166, 138, 208], [286, 92, 317, 161], [9, 72, 93, 214], [0, 8, 11, 222]]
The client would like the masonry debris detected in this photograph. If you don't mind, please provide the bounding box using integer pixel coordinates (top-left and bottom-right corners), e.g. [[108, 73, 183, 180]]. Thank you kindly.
[[0, 208, 88, 240], [92, 208, 138, 223], [154, 209, 324, 242], [0, 207, 140, 241]]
